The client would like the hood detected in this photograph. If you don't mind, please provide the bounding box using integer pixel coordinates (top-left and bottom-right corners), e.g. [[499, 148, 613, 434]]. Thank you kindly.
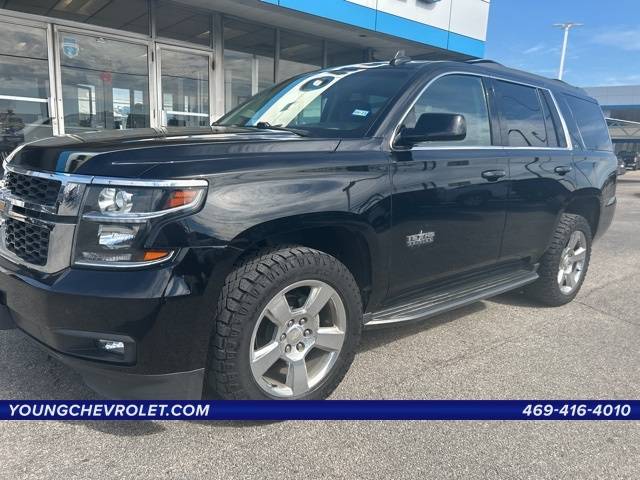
[[7, 127, 341, 178]]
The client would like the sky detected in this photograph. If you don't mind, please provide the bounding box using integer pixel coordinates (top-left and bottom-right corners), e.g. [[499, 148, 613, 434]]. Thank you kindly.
[[485, 0, 640, 87]]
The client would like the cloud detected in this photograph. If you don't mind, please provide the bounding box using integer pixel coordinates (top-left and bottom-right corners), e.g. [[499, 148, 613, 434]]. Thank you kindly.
[[520, 43, 561, 57], [592, 29, 640, 51], [599, 74, 640, 86], [523, 43, 545, 54]]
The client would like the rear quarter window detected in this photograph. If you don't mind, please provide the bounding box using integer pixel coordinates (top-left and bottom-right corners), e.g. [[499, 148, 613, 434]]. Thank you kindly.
[[564, 95, 612, 152]]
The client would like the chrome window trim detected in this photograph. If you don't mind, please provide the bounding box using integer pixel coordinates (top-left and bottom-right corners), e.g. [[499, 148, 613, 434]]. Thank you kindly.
[[546, 89, 574, 150], [389, 71, 575, 153]]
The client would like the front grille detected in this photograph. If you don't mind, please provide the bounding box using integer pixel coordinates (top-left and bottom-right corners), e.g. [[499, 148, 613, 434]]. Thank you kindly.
[[5, 171, 61, 206], [4, 218, 51, 266]]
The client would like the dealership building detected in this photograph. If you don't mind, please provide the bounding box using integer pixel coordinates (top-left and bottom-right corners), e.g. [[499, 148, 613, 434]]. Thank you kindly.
[[0, 0, 490, 157]]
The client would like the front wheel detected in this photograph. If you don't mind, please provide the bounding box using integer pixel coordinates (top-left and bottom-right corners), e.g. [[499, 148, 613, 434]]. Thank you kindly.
[[207, 246, 362, 400], [524, 213, 592, 306]]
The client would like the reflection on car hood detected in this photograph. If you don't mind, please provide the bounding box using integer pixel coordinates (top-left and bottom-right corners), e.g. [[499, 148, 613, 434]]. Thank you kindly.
[[7, 127, 341, 178]]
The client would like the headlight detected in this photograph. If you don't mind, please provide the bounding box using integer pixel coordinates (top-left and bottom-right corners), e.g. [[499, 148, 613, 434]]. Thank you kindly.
[[74, 180, 208, 267]]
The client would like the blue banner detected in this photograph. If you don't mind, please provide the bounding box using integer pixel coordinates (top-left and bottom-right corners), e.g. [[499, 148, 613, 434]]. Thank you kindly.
[[0, 400, 638, 421]]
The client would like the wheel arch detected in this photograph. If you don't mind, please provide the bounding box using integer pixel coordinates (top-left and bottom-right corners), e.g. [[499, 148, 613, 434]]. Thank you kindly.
[[227, 212, 385, 312], [563, 189, 602, 238]]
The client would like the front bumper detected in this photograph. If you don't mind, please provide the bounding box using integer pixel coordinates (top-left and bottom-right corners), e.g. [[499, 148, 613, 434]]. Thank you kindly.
[[0, 247, 237, 399]]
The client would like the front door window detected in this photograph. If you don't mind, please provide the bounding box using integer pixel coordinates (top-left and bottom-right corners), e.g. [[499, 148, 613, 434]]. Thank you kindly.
[[58, 32, 150, 134], [0, 21, 53, 159]]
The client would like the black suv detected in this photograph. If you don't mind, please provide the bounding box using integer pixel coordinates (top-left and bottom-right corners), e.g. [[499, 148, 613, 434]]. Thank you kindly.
[[0, 60, 617, 400]]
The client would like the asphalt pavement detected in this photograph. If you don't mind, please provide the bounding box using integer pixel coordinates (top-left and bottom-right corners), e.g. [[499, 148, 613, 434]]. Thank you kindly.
[[2, 172, 640, 479]]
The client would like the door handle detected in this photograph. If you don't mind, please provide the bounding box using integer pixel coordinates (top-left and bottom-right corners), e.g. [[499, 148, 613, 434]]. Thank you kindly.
[[481, 170, 507, 181], [555, 165, 573, 176]]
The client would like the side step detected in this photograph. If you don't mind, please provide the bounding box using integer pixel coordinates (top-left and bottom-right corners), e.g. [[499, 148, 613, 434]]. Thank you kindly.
[[366, 269, 539, 327]]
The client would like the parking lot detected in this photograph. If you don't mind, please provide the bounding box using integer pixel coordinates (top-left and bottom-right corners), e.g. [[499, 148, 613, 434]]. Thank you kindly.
[[1, 171, 639, 479]]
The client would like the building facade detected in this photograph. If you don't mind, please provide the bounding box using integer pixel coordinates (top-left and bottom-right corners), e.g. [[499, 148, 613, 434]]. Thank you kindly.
[[0, 0, 490, 157]]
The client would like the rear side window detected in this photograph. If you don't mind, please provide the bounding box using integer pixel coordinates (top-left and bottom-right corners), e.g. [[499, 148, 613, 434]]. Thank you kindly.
[[565, 95, 612, 152], [493, 80, 547, 147]]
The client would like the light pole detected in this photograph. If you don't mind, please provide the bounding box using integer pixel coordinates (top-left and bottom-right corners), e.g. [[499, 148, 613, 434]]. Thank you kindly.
[[554, 23, 583, 80]]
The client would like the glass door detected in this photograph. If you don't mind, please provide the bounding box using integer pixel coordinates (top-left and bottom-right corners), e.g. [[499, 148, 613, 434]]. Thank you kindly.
[[0, 20, 55, 159], [156, 45, 212, 127], [55, 28, 151, 134]]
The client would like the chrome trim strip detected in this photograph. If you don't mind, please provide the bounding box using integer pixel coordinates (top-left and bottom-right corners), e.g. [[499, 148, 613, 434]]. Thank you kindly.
[[74, 251, 175, 269], [547, 89, 574, 150], [164, 110, 210, 118], [389, 71, 575, 153], [407, 146, 574, 152], [4, 209, 55, 227], [0, 94, 48, 103], [91, 176, 209, 188], [5, 164, 209, 189], [4, 163, 93, 184], [0, 189, 59, 215]]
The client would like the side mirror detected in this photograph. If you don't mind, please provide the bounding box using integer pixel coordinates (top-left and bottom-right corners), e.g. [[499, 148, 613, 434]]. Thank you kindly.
[[396, 113, 467, 147]]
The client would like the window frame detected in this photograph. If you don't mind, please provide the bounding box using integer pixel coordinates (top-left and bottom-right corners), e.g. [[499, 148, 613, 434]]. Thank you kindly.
[[390, 71, 574, 152], [539, 88, 568, 149]]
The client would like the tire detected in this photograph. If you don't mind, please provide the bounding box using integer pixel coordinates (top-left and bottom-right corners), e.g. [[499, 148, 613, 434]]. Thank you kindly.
[[207, 245, 363, 400], [523, 213, 592, 306]]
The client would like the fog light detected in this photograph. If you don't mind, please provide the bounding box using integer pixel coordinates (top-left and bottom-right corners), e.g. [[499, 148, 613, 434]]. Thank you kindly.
[[97, 340, 126, 355]]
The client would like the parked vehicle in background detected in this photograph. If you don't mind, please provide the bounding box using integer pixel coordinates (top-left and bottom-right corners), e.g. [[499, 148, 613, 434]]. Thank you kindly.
[[0, 58, 617, 400], [619, 151, 639, 170], [618, 157, 627, 176]]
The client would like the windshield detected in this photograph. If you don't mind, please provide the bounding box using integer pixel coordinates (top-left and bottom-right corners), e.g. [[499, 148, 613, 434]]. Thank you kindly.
[[215, 66, 414, 138]]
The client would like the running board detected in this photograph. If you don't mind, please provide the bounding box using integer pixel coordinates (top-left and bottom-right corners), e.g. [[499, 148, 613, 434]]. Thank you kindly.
[[366, 269, 539, 327]]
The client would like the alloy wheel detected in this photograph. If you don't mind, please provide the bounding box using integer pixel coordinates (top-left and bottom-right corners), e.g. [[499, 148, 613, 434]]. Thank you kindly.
[[249, 280, 347, 398], [557, 230, 588, 295]]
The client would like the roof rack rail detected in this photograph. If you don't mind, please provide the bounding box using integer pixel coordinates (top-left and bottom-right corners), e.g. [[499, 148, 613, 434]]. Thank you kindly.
[[466, 59, 503, 66], [390, 50, 412, 66]]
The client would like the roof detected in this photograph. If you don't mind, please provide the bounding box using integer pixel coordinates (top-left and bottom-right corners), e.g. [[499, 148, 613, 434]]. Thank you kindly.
[[342, 59, 590, 100]]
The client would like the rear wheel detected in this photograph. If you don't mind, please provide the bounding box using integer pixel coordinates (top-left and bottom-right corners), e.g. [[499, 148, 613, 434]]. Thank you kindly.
[[207, 246, 362, 400], [524, 213, 592, 306]]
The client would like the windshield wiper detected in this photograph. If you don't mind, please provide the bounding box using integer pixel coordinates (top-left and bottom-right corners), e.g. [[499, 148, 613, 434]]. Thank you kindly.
[[254, 122, 311, 137]]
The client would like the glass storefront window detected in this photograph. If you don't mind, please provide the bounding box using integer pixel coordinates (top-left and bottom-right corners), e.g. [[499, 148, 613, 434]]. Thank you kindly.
[[278, 31, 324, 82], [327, 42, 365, 67], [3, 0, 150, 35], [0, 4, 380, 135], [223, 19, 275, 111], [0, 21, 53, 159], [159, 49, 210, 127], [58, 33, 150, 133], [156, 1, 211, 47]]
